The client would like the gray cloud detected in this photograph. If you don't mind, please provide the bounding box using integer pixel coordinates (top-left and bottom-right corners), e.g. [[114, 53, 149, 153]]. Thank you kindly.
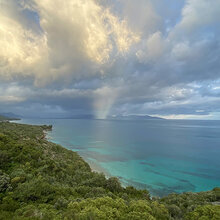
[[0, 0, 220, 119]]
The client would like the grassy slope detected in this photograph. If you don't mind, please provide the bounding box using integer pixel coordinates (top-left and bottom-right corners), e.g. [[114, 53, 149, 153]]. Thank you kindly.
[[0, 122, 219, 220]]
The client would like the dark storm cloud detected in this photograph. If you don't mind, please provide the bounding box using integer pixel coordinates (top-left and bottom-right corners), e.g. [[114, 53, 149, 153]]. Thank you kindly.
[[0, 0, 220, 119]]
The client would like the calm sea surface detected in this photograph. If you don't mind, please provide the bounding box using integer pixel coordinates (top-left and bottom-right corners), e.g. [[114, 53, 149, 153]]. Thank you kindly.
[[18, 118, 220, 196]]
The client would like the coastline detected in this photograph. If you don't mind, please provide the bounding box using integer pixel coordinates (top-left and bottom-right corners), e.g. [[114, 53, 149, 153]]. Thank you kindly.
[[11, 119, 220, 196], [44, 130, 114, 179], [1, 121, 220, 219], [42, 126, 132, 191]]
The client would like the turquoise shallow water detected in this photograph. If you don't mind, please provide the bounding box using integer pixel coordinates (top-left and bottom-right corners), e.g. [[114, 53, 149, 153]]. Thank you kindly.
[[18, 119, 220, 196]]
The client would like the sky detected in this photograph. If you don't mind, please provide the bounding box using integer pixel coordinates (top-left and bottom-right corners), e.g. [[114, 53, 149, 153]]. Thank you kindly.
[[0, 0, 220, 119]]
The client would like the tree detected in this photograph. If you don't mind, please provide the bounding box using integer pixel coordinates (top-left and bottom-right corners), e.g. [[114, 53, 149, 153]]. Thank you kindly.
[[186, 205, 220, 220], [0, 171, 11, 193], [106, 177, 122, 193]]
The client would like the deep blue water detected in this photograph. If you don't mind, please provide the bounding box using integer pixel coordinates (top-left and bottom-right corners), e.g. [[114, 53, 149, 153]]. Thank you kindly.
[[18, 119, 220, 196]]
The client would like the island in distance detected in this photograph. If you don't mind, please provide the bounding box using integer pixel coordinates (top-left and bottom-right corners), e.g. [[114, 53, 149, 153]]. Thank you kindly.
[[107, 114, 164, 121]]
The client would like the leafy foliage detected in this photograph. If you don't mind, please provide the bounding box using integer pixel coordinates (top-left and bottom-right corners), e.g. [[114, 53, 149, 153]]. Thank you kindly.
[[186, 205, 220, 219], [0, 122, 219, 219]]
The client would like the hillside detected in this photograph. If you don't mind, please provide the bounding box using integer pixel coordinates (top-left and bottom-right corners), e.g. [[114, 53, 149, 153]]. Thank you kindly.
[[0, 122, 219, 219], [0, 114, 20, 121]]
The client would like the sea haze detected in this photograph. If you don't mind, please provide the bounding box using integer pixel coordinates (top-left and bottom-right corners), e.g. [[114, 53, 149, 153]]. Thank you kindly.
[[18, 118, 220, 197]]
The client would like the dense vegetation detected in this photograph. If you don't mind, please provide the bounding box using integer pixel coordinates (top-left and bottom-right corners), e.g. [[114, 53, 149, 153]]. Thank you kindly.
[[0, 122, 219, 219]]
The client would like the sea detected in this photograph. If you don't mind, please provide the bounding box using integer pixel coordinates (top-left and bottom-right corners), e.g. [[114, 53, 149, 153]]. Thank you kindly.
[[17, 118, 220, 197]]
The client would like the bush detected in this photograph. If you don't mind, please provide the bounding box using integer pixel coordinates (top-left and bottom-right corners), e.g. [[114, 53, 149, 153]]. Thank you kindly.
[[186, 205, 220, 220], [106, 177, 122, 193], [0, 171, 11, 193]]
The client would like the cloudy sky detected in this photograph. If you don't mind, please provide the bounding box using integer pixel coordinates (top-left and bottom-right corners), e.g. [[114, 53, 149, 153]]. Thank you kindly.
[[0, 0, 220, 119]]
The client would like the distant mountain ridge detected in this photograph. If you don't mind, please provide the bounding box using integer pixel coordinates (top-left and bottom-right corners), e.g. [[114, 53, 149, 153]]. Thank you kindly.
[[33, 114, 164, 120], [62, 114, 164, 120], [0, 112, 20, 121], [8, 113, 163, 120], [29, 114, 96, 119], [63, 114, 95, 119], [107, 114, 164, 120]]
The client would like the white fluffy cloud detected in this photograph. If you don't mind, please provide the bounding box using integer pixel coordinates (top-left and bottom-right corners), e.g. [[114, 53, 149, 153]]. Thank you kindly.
[[180, 0, 220, 30], [170, 0, 220, 38], [0, 0, 139, 85], [136, 31, 165, 63], [0, 1, 47, 81]]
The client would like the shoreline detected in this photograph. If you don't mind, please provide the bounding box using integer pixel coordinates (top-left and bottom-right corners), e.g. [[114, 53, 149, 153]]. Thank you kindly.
[[44, 131, 113, 175], [40, 123, 220, 198], [13, 121, 220, 197], [43, 128, 130, 189]]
